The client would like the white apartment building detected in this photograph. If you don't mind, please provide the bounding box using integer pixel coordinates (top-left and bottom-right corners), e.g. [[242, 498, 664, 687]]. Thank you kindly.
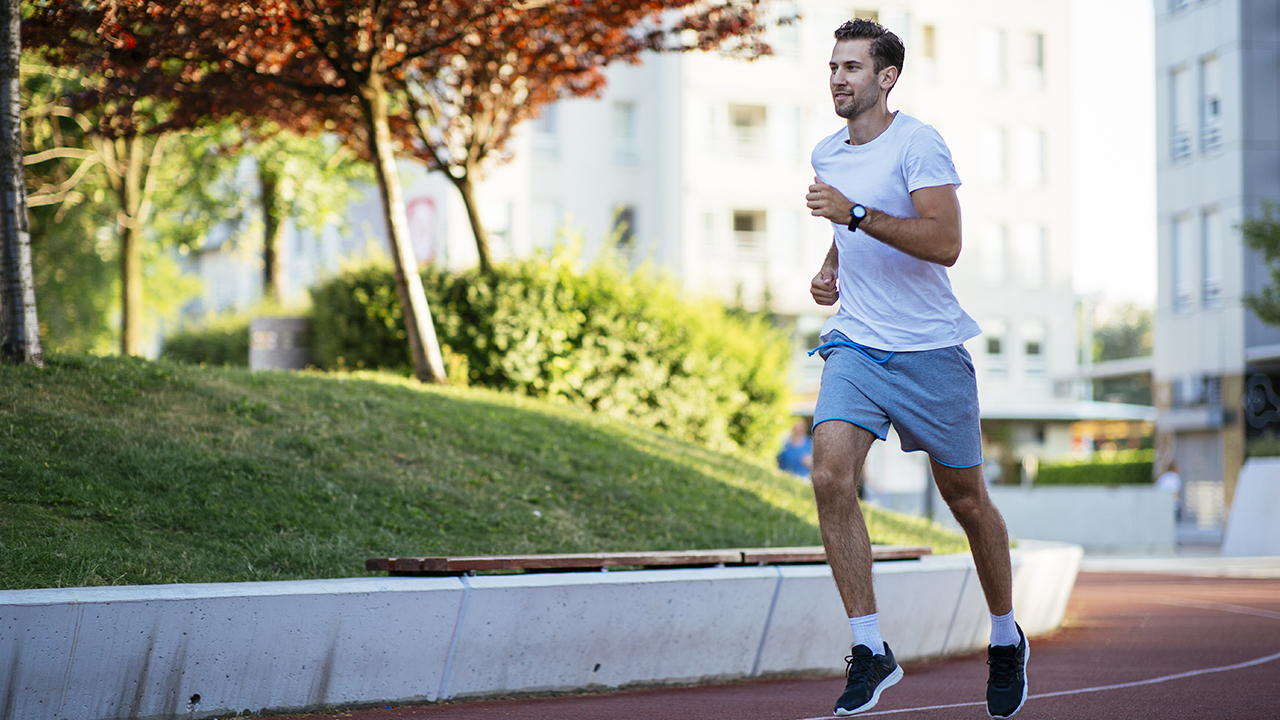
[[184, 1, 1154, 504], [1153, 0, 1280, 533], [399, 0, 1154, 506]]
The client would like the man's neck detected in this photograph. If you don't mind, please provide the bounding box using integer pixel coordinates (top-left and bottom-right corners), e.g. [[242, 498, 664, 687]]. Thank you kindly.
[[845, 106, 896, 146]]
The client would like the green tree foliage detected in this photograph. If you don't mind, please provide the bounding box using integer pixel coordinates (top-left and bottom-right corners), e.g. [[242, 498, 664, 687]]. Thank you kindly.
[[23, 61, 113, 353], [1240, 200, 1280, 325], [310, 248, 793, 460], [247, 128, 372, 304], [1093, 303, 1153, 362], [23, 61, 213, 353]]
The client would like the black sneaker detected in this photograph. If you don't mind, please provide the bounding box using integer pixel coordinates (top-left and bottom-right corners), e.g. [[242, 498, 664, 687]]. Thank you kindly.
[[987, 624, 1029, 718], [834, 643, 903, 716]]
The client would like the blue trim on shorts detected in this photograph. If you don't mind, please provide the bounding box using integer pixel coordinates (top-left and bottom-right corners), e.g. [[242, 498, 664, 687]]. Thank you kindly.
[[812, 417, 888, 441], [928, 454, 984, 469], [808, 340, 896, 365]]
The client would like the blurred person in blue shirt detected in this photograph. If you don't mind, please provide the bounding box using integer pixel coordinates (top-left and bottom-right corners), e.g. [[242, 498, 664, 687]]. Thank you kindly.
[[777, 417, 814, 479]]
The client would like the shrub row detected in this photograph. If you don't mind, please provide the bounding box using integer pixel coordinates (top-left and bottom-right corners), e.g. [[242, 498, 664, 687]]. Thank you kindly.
[[1035, 449, 1154, 486], [308, 251, 794, 460], [160, 316, 250, 367]]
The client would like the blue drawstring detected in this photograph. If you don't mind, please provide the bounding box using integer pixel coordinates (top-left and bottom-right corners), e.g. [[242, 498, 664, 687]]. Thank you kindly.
[[808, 340, 895, 364]]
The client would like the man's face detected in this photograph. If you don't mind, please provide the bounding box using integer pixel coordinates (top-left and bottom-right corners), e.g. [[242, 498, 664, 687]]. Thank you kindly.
[[829, 39, 883, 120]]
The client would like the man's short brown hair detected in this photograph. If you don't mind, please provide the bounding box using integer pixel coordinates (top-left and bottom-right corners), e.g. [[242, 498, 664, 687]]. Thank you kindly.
[[833, 18, 905, 77]]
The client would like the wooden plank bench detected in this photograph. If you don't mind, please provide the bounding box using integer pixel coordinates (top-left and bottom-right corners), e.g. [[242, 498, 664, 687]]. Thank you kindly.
[[365, 545, 931, 576]]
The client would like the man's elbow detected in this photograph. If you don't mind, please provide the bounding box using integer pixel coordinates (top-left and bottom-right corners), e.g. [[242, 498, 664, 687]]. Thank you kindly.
[[939, 235, 962, 267]]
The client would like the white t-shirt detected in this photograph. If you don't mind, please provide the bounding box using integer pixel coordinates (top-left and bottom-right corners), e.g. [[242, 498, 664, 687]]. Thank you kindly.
[[812, 111, 981, 351]]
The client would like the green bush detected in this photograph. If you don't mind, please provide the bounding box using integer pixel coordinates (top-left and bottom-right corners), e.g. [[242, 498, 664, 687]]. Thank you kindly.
[[1245, 436, 1280, 458], [309, 250, 794, 459], [161, 316, 250, 367], [310, 265, 414, 373], [1035, 449, 1154, 486]]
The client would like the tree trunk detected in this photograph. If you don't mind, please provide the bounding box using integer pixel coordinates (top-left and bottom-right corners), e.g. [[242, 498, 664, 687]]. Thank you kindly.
[[117, 211, 142, 355], [115, 137, 142, 355], [259, 164, 284, 305], [0, 0, 41, 366], [359, 70, 447, 384], [453, 172, 493, 275], [102, 133, 165, 356]]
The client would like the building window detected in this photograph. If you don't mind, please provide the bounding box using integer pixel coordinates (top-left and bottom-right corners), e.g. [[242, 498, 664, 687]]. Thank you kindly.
[[1200, 56, 1222, 152], [612, 205, 636, 253], [532, 201, 561, 250], [532, 103, 558, 161], [733, 209, 767, 264], [775, 105, 803, 163], [770, 1, 801, 58], [979, 27, 1006, 87], [729, 104, 767, 158], [1172, 214, 1195, 311], [921, 24, 937, 60], [981, 223, 1008, 287], [1022, 321, 1046, 376], [1202, 209, 1223, 307], [1170, 67, 1194, 161], [984, 319, 1007, 377], [979, 124, 1007, 185], [1014, 225, 1046, 288], [1019, 31, 1045, 89], [612, 101, 638, 165], [1013, 127, 1045, 187], [1172, 374, 1220, 408]]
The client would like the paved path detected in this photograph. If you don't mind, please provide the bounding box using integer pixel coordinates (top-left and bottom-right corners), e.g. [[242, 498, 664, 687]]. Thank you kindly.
[[281, 572, 1280, 720]]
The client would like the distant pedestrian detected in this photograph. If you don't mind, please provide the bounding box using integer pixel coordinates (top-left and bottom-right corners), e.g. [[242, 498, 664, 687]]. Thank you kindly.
[[1156, 461, 1183, 522], [777, 417, 814, 479], [802, 19, 1027, 717]]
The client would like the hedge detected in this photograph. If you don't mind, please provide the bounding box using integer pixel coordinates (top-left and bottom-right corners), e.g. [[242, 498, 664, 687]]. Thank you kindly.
[[161, 316, 250, 367], [1035, 449, 1154, 486], [308, 251, 794, 460]]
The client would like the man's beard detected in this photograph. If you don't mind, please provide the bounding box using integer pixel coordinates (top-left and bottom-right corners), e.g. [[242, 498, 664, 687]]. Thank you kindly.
[[834, 89, 877, 120]]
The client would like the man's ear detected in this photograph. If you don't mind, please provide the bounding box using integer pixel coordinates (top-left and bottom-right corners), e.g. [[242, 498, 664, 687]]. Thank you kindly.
[[880, 66, 900, 92]]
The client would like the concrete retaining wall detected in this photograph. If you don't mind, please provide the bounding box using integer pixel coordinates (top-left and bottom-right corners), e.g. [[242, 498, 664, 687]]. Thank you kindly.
[[1, 541, 1080, 720], [934, 486, 1177, 552], [1223, 458, 1280, 556]]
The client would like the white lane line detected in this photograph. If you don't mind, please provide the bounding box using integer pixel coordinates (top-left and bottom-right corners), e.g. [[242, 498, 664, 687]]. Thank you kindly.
[[792, 650, 1280, 719], [795, 592, 1280, 719], [1157, 596, 1280, 621]]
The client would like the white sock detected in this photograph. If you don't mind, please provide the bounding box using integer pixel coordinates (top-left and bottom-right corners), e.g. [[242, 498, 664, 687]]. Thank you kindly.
[[848, 613, 885, 655], [990, 609, 1019, 647]]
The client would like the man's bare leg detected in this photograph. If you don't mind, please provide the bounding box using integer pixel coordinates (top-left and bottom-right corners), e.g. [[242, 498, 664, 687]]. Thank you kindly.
[[931, 460, 1028, 717], [929, 459, 1012, 615], [810, 420, 878, 617], [813, 421, 904, 716]]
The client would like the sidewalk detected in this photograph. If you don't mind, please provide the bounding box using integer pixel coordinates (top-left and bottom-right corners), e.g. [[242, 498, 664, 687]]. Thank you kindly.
[[1079, 540, 1280, 578]]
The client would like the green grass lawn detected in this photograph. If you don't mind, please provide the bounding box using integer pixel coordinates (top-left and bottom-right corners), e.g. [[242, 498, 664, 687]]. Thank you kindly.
[[0, 355, 966, 590]]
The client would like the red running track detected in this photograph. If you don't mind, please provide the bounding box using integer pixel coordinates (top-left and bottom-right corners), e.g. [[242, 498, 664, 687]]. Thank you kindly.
[[280, 573, 1280, 720]]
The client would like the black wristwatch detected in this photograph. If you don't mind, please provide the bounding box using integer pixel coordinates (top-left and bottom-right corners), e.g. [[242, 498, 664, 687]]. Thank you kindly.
[[848, 203, 867, 231]]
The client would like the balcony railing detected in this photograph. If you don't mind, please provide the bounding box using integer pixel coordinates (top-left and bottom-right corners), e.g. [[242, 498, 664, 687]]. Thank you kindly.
[[1201, 124, 1221, 152], [1171, 131, 1192, 160]]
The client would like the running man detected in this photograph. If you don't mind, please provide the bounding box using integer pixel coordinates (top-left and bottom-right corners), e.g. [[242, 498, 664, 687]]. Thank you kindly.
[[803, 19, 1028, 718]]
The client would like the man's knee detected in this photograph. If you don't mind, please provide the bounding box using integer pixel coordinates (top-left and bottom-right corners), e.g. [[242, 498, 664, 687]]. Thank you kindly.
[[942, 486, 992, 526], [810, 463, 857, 506]]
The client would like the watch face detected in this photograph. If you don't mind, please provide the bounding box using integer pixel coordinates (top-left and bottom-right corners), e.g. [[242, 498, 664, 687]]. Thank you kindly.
[[853, 205, 866, 219]]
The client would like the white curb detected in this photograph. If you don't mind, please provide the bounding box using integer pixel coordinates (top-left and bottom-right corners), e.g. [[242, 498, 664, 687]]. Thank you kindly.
[[0, 541, 1080, 720]]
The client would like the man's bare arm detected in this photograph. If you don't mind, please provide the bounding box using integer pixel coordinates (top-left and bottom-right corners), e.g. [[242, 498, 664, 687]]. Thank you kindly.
[[805, 180, 963, 267]]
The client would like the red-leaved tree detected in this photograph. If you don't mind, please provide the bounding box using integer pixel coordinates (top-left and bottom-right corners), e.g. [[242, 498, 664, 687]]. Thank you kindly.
[[398, 0, 769, 274], [24, 0, 767, 380]]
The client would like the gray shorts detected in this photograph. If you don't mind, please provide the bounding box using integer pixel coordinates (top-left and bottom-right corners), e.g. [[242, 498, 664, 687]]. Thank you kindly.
[[811, 332, 983, 468]]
